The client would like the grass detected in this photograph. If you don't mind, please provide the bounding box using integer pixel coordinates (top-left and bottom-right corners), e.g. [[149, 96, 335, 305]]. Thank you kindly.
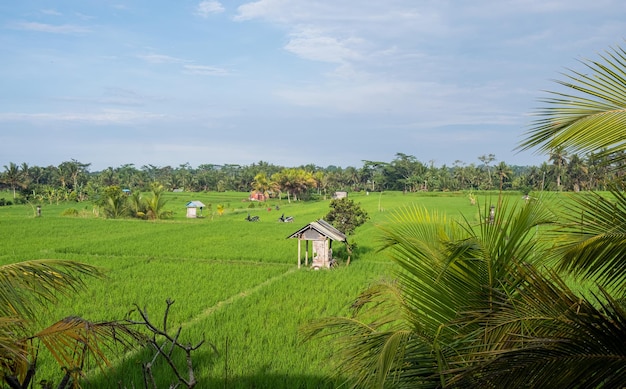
[[0, 189, 535, 388]]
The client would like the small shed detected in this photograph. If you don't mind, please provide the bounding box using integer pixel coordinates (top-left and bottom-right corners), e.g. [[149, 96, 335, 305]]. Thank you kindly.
[[249, 190, 268, 202], [332, 191, 348, 199], [287, 219, 347, 269], [186, 201, 206, 218]]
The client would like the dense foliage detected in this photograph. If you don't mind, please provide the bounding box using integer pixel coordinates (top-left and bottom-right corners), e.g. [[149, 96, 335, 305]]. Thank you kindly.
[[324, 198, 369, 235], [1, 146, 623, 209], [303, 44, 626, 388]]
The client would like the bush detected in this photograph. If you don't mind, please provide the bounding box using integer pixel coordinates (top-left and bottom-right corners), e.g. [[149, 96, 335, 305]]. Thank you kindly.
[[61, 208, 80, 217]]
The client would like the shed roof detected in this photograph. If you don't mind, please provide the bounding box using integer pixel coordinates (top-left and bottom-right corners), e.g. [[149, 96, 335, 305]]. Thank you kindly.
[[287, 219, 347, 242], [186, 201, 206, 208]]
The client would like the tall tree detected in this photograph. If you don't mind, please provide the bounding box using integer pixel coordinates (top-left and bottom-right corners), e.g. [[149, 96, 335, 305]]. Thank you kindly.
[[144, 183, 170, 220], [549, 146, 568, 190], [478, 153, 496, 189], [495, 161, 513, 192], [57, 159, 91, 191], [271, 168, 316, 202], [251, 172, 276, 200], [1, 162, 27, 199]]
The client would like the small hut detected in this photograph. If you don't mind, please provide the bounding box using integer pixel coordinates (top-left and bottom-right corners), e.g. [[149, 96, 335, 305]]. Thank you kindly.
[[186, 201, 205, 218], [287, 219, 347, 269], [332, 191, 348, 199], [249, 190, 268, 202]]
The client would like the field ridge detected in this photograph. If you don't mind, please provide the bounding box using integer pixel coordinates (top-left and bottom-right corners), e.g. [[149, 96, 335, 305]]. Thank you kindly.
[[186, 267, 298, 326]]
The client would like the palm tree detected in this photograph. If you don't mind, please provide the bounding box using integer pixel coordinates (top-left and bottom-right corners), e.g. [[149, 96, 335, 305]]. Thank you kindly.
[[144, 183, 170, 220], [271, 169, 316, 202], [0, 260, 139, 387], [2, 162, 27, 199], [566, 153, 588, 191], [304, 199, 558, 388], [305, 44, 626, 388], [478, 153, 496, 190], [495, 161, 513, 192], [549, 146, 568, 190], [100, 186, 129, 219], [252, 172, 274, 201]]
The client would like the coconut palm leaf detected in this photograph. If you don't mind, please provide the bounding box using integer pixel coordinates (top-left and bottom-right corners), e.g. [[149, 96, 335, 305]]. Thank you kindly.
[[0, 260, 105, 321], [304, 199, 557, 388], [301, 280, 445, 389], [0, 316, 28, 372], [453, 265, 626, 388], [546, 187, 626, 289], [29, 316, 141, 381], [518, 45, 626, 167]]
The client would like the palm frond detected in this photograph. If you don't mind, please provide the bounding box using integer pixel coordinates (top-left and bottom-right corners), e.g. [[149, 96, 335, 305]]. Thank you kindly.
[[302, 279, 446, 388], [29, 316, 141, 381], [518, 45, 626, 165], [547, 187, 626, 289], [453, 265, 626, 388], [0, 260, 105, 320]]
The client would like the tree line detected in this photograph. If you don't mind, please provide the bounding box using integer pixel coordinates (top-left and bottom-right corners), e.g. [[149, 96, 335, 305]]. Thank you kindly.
[[1, 146, 622, 205]]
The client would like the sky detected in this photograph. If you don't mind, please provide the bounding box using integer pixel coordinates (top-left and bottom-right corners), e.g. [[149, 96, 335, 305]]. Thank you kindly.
[[1, 1, 625, 172]]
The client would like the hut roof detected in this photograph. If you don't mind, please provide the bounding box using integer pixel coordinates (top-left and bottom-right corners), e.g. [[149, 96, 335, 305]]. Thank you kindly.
[[186, 201, 206, 208], [287, 219, 347, 242]]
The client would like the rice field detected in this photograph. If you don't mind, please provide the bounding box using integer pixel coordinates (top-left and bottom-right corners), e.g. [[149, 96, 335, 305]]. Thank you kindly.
[[0, 189, 534, 388]]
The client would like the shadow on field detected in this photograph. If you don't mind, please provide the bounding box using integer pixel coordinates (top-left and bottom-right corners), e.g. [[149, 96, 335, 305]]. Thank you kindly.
[[80, 349, 346, 389], [85, 370, 343, 389], [333, 242, 374, 264], [202, 372, 344, 389]]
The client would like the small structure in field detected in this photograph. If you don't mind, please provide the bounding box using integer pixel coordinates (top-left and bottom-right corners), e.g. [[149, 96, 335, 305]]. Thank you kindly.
[[249, 190, 268, 202], [186, 201, 206, 218], [287, 219, 347, 269], [332, 191, 348, 200]]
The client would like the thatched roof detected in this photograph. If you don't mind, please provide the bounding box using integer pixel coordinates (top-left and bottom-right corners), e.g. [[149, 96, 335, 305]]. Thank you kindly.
[[287, 219, 347, 242]]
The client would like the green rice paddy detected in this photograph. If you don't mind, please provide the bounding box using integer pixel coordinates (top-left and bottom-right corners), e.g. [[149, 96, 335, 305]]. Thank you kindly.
[[0, 190, 535, 388]]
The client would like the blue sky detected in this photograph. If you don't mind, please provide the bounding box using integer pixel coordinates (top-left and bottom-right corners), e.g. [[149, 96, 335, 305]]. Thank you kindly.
[[1, 1, 624, 171]]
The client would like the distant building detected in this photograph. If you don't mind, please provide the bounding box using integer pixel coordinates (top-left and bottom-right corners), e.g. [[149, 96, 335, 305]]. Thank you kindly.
[[186, 201, 206, 218], [332, 191, 348, 199], [249, 190, 268, 202]]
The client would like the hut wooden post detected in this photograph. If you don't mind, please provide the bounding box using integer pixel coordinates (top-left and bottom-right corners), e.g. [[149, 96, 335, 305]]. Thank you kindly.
[[305, 240, 309, 266], [297, 239, 301, 269]]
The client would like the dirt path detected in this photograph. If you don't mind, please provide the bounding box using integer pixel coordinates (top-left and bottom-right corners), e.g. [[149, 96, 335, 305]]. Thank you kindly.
[[186, 266, 298, 325]]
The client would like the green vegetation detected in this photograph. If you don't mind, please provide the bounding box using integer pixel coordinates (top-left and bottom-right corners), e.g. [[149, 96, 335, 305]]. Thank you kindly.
[[302, 44, 626, 388], [0, 189, 508, 387], [1, 43, 625, 389], [324, 198, 369, 235]]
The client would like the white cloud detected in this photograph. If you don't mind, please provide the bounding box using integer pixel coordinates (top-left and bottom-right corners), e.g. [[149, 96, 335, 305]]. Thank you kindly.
[[41, 9, 62, 16], [234, 0, 290, 22], [12, 22, 90, 34], [284, 28, 363, 64], [137, 53, 189, 64], [183, 65, 230, 76], [0, 110, 165, 124], [196, 1, 224, 17]]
